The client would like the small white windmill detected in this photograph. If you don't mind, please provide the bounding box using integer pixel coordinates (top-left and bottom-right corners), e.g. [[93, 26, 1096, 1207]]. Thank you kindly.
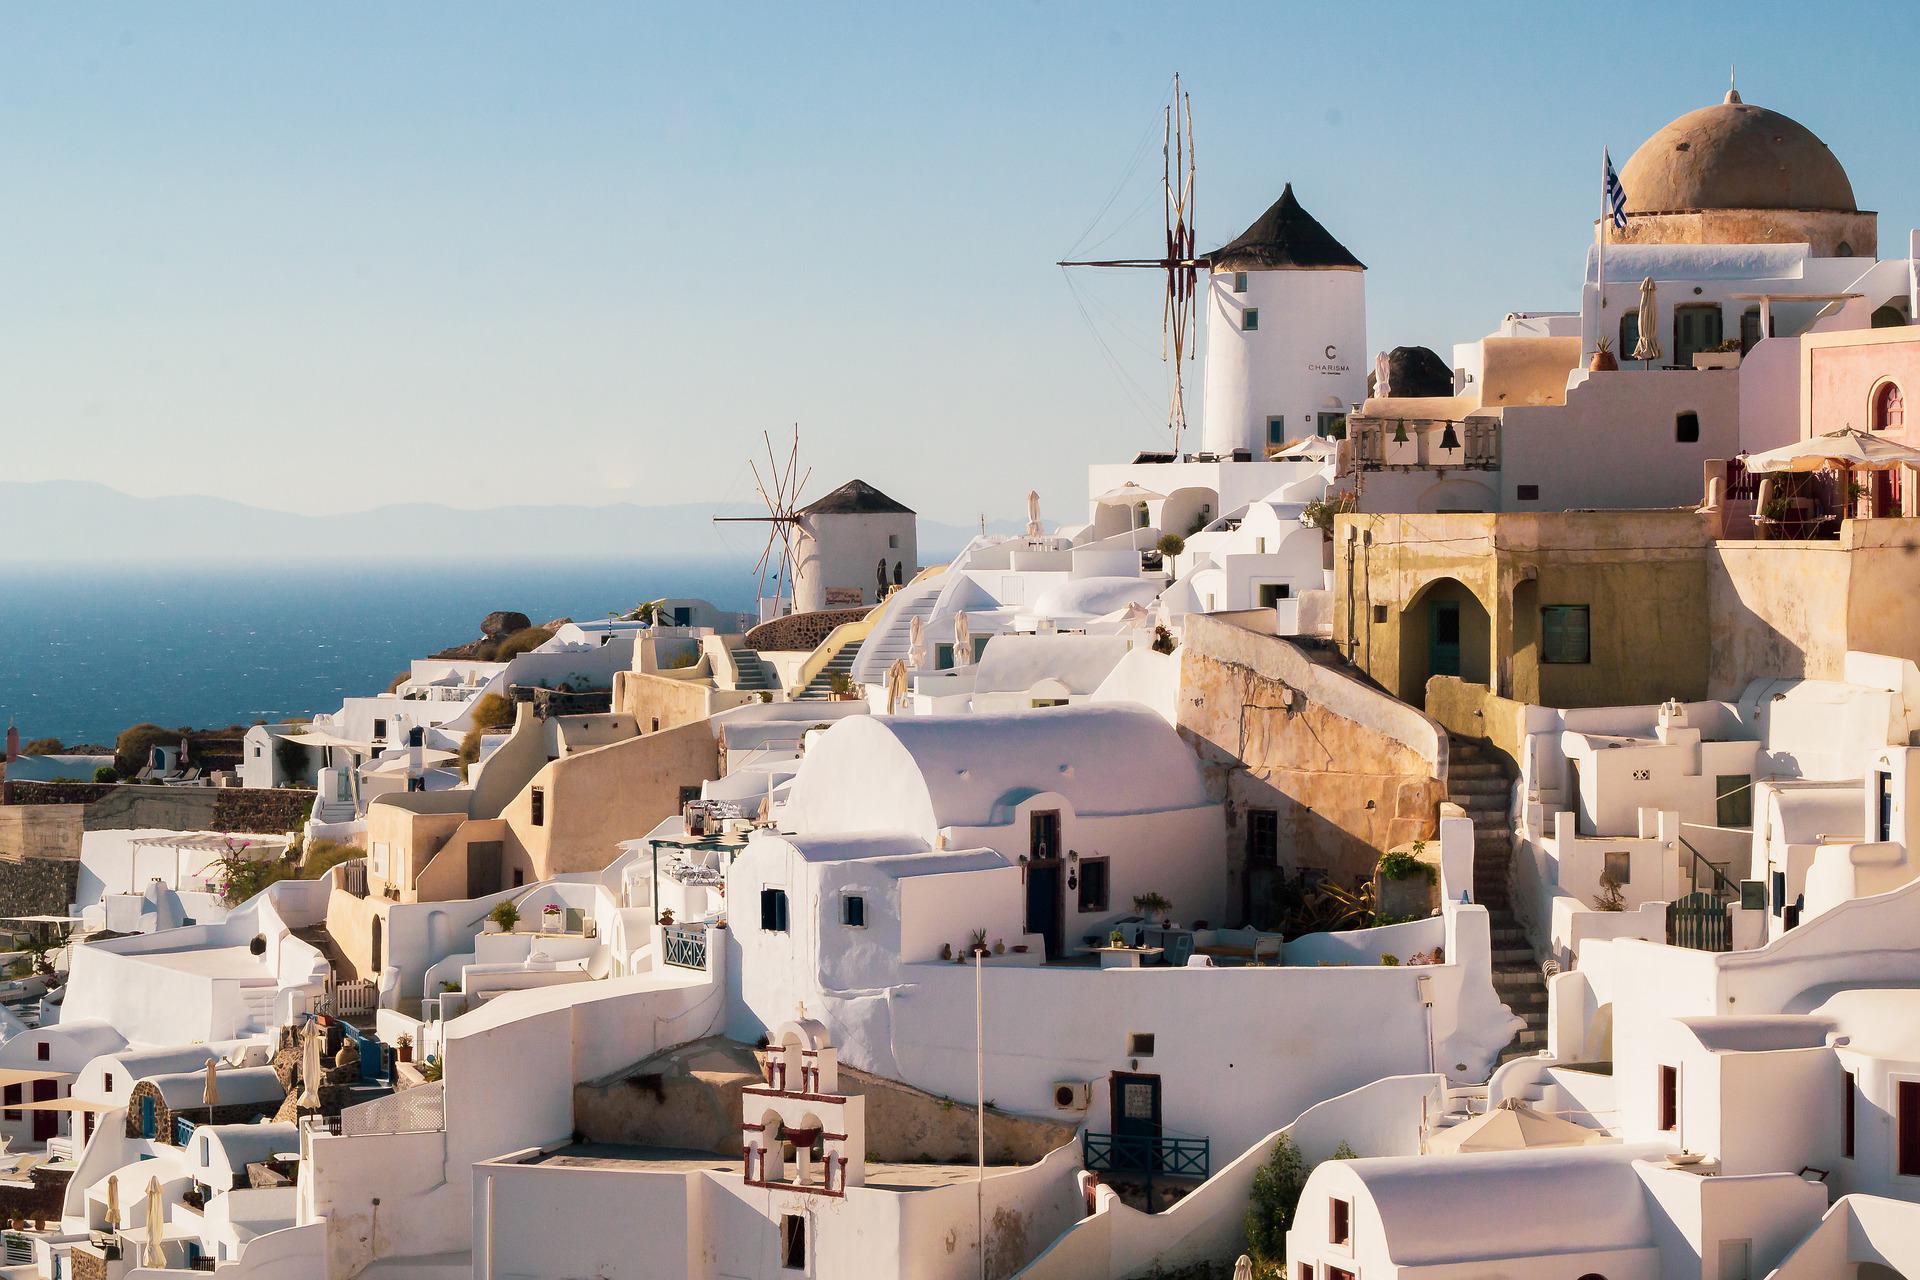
[[714, 426, 813, 618]]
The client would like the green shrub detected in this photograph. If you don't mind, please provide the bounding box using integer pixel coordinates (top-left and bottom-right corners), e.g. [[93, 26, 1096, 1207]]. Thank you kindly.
[[93, 766, 118, 783], [21, 737, 64, 756], [489, 901, 520, 932], [302, 839, 360, 879], [1376, 849, 1436, 884], [458, 694, 516, 775], [1244, 1133, 1307, 1266], [114, 723, 181, 775], [1156, 532, 1186, 558], [475, 626, 554, 662]]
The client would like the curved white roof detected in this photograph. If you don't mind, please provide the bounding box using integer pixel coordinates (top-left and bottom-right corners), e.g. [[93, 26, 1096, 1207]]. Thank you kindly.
[[1030, 576, 1160, 621], [973, 634, 1132, 697], [782, 704, 1211, 837], [141, 1066, 284, 1109], [1319, 1144, 1667, 1266]]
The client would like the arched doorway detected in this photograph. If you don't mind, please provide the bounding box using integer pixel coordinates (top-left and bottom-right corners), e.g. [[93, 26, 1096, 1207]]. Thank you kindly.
[[1399, 577, 1490, 703], [1510, 577, 1541, 703]]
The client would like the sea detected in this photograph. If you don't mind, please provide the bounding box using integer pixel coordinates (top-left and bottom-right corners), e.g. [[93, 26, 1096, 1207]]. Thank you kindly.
[[0, 560, 754, 748]]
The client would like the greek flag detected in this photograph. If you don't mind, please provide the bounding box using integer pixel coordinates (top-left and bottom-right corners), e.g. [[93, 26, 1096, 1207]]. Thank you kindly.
[[1603, 149, 1628, 229]]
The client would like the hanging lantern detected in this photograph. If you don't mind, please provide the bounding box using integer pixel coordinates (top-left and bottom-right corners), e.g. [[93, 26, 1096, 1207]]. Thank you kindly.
[[1439, 422, 1462, 453]]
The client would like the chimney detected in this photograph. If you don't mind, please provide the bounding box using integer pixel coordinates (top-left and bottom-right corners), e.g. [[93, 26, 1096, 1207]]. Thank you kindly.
[[4, 725, 16, 763]]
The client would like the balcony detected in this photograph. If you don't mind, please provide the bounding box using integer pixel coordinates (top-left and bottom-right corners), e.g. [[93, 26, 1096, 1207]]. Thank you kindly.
[[1348, 415, 1500, 472], [661, 923, 709, 971]]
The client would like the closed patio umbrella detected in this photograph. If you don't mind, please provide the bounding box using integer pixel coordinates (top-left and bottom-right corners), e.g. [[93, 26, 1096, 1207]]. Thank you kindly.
[[1026, 489, 1045, 538], [299, 1025, 323, 1109], [953, 613, 973, 667], [202, 1058, 219, 1110], [1632, 277, 1662, 365], [105, 1173, 119, 1228], [142, 1176, 165, 1267], [884, 659, 910, 715], [1232, 1257, 1254, 1280], [907, 615, 929, 670]]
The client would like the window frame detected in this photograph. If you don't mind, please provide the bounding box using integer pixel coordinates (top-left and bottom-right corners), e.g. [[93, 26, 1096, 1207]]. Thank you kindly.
[[1266, 416, 1287, 447], [1716, 775, 1753, 829], [1659, 1064, 1680, 1132], [1676, 410, 1701, 444], [1540, 604, 1592, 665], [780, 1213, 807, 1271], [760, 887, 790, 933], [1872, 380, 1906, 432], [1242, 307, 1259, 332], [1328, 1196, 1352, 1248], [529, 786, 545, 827], [842, 893, 866, 929], [1077, 857, 1110, 913], [1898, 1077, 1920, 1178], [1843, 1068, 1856, 1159]]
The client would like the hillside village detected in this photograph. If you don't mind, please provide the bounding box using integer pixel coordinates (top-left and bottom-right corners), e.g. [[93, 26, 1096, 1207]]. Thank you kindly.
[[5, 84, 1920, 1279]]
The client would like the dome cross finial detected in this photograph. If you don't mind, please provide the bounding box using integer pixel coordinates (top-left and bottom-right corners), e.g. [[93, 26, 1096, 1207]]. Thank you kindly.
[[1725, 64, 1741, 104]]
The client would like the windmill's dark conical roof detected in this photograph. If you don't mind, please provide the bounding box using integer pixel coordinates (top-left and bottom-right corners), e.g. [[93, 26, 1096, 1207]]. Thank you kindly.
[[1206, 183, 1365, 272], [800, 479, 915, 517]]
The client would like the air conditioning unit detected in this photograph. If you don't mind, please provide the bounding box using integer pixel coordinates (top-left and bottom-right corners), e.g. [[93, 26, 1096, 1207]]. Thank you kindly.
[[1052, 1080, 1092, 1111]]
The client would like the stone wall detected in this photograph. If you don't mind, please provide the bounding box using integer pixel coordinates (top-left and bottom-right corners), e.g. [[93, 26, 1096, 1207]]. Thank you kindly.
[[511, 686, 613, 717], [5, 784, 314, 834], [0, 856, 80, 918], [1177, 615, 1447, 921], [0, 806, 82, 861], [0, 1166, 67, 1226], [124, 1080, 282, 1142], [742, 605, 873, 653]]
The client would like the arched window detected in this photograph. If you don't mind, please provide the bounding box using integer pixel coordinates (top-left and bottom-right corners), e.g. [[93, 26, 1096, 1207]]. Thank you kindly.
[[1873, 382, 1904, 432]]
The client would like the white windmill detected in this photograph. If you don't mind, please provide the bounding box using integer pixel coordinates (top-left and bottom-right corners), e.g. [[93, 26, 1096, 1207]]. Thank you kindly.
[[714, 427, 812, 623]]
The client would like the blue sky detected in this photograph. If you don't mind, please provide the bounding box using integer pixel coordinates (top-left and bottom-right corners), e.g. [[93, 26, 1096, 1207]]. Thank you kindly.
[[4, 2, 1913, 528]]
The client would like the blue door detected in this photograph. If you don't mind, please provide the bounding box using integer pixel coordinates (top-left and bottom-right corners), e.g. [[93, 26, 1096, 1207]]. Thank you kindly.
[[1430, 600, 1462, 678], [140, 1095, 156, 1139]]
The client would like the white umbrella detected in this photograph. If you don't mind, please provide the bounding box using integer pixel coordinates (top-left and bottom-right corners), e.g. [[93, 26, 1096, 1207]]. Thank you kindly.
[[105, 1173, 119, 1228], [1631, 277, 1662, 364], [1026, 489, 1047, 538], [202, 1058, 219, 1110], [142, 1176, 165, 1267], [907, 616, 928, 670], [884, 659, 910, 715], [1744, 427, 1920, 474], [1092, 480, 1167, 505], [299, 1025, 323, 1109], [1426, 1097, 1608, 1154], [1232, 1257, 1254, 1280], [952, 613, 973, 668]]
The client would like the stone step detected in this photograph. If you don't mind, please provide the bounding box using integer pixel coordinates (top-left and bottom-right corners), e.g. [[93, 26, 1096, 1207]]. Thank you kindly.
[[1448, 775, 1510, 796], [1448, 763, 1506, 782]]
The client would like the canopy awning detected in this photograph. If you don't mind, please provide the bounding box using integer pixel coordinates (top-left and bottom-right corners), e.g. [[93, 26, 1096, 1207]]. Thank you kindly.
[[1746, 427, 1920, 474], [361, 751, 458, 776], [1270, 436, 1340, 460], [280, 731, 377, 752], [0, 1069, 74, 1087], [0, 915, 85, 924], [1092, 481, 1167, 505], [14, 1096, 113, 1113]]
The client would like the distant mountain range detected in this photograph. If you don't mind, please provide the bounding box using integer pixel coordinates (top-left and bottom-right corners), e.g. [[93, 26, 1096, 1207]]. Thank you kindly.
[[1, 480, 1019, 564]]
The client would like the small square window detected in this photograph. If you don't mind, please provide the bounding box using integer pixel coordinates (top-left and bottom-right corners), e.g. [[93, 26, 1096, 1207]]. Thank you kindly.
[[36, 1043, 48, 1062], [888, 533, 899, 549], [530, 786, 545, 827], [1716, 775, 1753, 828], [842, 894, 866, 928], [1603, 850, 1631, 885], [1232, 271, 1249, 293], [761, 888, 790, 933], [1329, 1196, 1352, 1246], [1540, 605, 1591, 665], [1516, 484, 1540, 501], [1127, 1032, 1155, 1058], [1267, 416, 1286, 447], [1258, 584, 1291, 608], [1371, 604, 1388, 624], [1676, 410, 1701, 444], [373, 718, 388, 741], [104, 1073, 114, 1094], [1242, 308, 1260, 332]]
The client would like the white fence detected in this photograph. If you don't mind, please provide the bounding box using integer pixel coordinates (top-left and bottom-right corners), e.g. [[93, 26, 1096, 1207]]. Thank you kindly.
[[321, 977, 378, 1018], [341, 1081, 445, 1136]]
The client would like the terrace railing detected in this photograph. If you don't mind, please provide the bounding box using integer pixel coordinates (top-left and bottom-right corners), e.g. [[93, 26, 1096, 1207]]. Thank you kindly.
[[1082, 1130, 1210, 1181], [662, 923, 709, 972]]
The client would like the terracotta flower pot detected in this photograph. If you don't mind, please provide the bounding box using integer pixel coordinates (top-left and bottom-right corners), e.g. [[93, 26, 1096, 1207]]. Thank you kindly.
[[1589, 348, 1618, 372]]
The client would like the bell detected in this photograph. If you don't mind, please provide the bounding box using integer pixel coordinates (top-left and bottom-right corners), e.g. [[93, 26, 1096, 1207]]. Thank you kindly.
[[1391, 421, 1409, 445], [1439, 422, 1462, 453]]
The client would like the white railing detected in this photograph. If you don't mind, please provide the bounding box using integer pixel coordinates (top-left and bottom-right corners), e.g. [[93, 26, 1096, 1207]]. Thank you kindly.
[[321, 978, 377, 1018], [340, 1082, 445, 1136]]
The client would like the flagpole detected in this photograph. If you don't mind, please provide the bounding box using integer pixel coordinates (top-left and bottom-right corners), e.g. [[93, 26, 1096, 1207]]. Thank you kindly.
[[1598, 147, 1608, 318]]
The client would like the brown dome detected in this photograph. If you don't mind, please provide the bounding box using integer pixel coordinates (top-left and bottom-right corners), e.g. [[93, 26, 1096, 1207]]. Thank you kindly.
[[1619, 92, 1856, 214]]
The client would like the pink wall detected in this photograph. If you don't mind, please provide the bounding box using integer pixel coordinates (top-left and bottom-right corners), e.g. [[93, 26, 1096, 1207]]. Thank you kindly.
[[1808, 338, 1920, 445]]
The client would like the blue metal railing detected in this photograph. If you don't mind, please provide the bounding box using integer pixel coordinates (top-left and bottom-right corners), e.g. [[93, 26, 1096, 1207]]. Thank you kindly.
[[1082, 1130, 1210, 1181], [173, 1115, 198, 1147]]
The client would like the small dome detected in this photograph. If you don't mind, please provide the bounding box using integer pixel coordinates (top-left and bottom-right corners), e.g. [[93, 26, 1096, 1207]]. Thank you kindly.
[[1620, 97, 1855, 214]]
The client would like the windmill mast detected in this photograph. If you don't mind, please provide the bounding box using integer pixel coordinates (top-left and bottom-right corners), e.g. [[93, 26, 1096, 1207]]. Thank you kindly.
[[1060, 73, 1203, 455], [713, 426, 811, 621]]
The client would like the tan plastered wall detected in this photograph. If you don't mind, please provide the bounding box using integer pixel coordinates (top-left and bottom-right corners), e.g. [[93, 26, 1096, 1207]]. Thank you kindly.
[[1606, 208, 1875, 258], [616, 670, 754, 733], [1177, 615, 1445, 904], [364, 800, 466, 900], [1708, 519, 1920, 696], [498, 720, 720, 880], [413, 817, 510, 903], [1424, 678, 1531, 775], [1334, 510, 1712, 710], [323, 884, 391, 981], [0, 806, 82, 861]]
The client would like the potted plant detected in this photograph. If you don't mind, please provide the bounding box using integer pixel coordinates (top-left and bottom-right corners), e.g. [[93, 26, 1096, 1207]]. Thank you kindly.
[[542, 903, 563, 933], [395, 1033, 414, 1064], [488, 901, 518, 933], [1692, 338, 1744, 371], [1108, 929, 1126, 948], [968, 928, 988, 958], [1132, 892, 1173, 927], [1588, 336, 1618, 372]]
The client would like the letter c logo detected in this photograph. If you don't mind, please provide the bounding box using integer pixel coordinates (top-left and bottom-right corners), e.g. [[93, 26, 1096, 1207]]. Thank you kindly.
[[1325, 345, 1337, 360]]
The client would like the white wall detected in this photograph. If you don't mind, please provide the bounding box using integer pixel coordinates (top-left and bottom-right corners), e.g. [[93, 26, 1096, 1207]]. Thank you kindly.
[[1200, 265, 1367, 458]]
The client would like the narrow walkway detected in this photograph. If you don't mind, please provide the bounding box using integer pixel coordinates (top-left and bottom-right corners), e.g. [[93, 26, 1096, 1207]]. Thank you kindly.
[[1446, 735, 1545, 1064]]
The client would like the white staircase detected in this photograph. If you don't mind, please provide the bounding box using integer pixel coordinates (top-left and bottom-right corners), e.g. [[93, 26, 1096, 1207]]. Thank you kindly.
[[239, 984, 277, 1033], [848, 578, 943, 687]]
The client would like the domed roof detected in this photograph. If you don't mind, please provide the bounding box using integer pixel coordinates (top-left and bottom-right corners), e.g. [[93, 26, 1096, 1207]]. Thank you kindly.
[[1619, 91, 1856, 214]]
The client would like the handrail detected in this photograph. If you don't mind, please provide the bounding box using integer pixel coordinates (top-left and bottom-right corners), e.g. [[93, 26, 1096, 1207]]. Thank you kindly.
[[792, 613, 881, 695], [1678, 833, 1738, 900], [1082, 1130, 1211, 1181]]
